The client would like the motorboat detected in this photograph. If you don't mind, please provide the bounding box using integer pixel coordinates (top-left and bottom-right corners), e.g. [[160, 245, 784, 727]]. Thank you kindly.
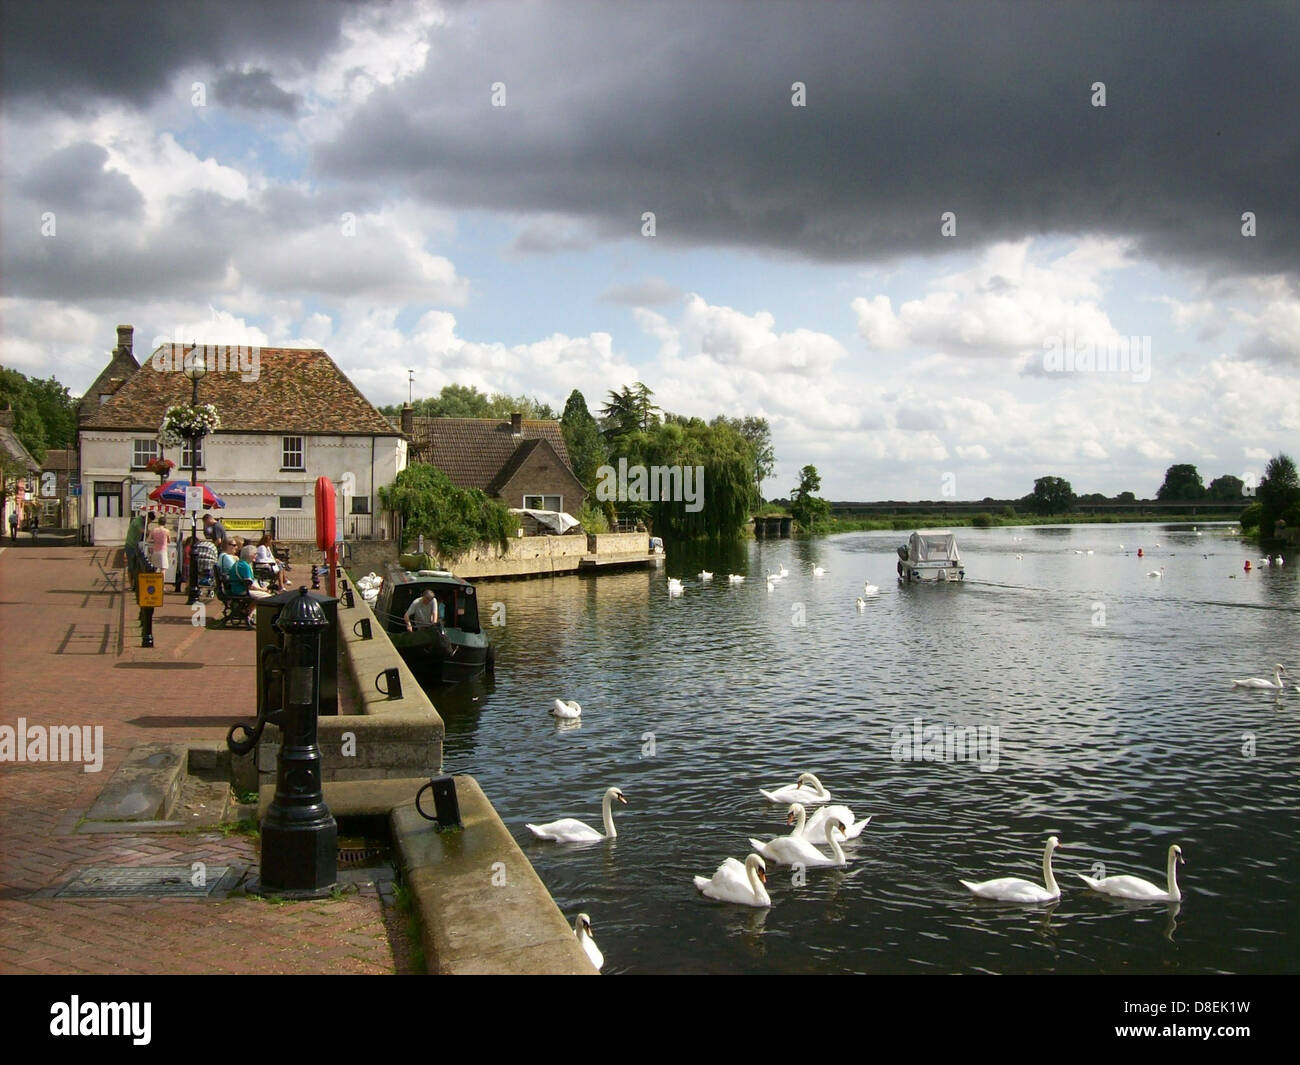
[[372, 563, 495, 685], [896, 532, 965, 583]]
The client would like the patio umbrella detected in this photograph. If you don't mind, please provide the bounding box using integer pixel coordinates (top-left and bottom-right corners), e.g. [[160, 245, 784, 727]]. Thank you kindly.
[[148, 479, 226, 509]]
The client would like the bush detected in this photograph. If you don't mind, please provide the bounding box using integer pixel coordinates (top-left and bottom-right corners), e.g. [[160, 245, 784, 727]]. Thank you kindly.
[[1240, 502, 1263, 531], [577, 499, 609, 534], [971, 512, 995, 528], [379, 463, 518, 554]]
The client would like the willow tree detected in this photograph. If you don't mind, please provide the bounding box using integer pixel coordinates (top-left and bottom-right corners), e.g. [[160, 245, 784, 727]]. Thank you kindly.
[[640, 417, 757, 539], [378, 463, 517, 555]]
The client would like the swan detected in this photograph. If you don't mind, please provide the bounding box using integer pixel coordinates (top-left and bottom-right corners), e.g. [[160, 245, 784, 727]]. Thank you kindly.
[[526, 787, 627, 842], [1231, 664, 1287, 690], [862, 582, 878, 596], [812, 565, 826, 576], [699, 570, 713, 581], [778, 565, 789, 577], [802, 803, 871, 841], [693, 853, 771, 907], [960, 836, 1062, 903], [551, 699, 582, 719], [1015, 553, 1023, 560], [766, 571, 783, 582], [766, 579, 775, 592], [1277, 557, 1285, 567], [1259, 557, 1271, 567], [760, 772, 832, 805], [1146, 568, 1164, 578], [855, 597, 865, 611], [749, 816, 848, 868], [574, 913, 603, 970], [728, 574, 745, 583], [668, 578, 683, 597], [1077, 844, 1183, 902]]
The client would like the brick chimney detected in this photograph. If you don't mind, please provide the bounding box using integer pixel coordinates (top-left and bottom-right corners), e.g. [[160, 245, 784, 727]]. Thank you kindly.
[[400, 403, 413, 436], [510, 412, 522, 437], [116, 324, 133, 358]]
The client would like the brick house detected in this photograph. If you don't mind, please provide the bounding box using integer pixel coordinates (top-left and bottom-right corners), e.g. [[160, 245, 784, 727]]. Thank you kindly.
[[78, 325, 406, 546], [406, 411, 586, 516]]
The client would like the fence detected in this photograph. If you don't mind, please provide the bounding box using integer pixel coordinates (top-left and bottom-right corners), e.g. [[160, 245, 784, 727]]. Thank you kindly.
[[272, 513, 385, 541]]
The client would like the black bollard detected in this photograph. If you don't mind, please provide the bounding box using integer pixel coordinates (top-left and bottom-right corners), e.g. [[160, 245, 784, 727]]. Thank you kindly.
[[241, 588, 337, 898], [140, 607, 154, 648]]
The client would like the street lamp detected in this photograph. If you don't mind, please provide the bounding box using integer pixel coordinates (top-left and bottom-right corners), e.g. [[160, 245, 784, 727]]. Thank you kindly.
[[183, 344, 208, 604]]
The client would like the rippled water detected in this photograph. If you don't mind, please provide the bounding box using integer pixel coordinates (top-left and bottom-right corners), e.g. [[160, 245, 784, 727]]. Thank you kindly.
[[435, 524, 1300, 973]]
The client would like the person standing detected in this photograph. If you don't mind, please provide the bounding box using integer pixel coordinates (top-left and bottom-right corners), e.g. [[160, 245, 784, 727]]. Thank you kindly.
[[147, 514, 170, 575], [203, 512, 226, 545], [125, 510, 146, 582], [7, 509, 17, 541], [30, 510, 39, 544]]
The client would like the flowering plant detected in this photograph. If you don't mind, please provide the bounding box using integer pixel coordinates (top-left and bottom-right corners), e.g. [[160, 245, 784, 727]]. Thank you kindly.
[[144, 456, 175, 478], [159, 404, 220, 447]]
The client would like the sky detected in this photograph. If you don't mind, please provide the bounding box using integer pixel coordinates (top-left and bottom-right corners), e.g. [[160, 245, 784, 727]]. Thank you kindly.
[[2, 0, 1297, 501]]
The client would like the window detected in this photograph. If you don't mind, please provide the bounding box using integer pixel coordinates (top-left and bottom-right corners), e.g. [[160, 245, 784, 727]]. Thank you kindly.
[[350, 497, 370, 514], [131, 439, 159, 469], [523, 494, 562, 511], [94, 482, 122, 518], [180, 438, 204, 469], [279, 496, 303, 510], [282, 436, 304, 470]]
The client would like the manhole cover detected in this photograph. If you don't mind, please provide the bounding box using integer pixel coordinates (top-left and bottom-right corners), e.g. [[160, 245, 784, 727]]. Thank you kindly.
[[55, 865, 237, 899]]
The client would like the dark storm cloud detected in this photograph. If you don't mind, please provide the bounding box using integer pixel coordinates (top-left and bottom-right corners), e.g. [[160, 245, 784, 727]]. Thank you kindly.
[[19, 142, 143, 218], [312, 0, 1300, 279], [213, 68, 301, 115], [0, 0, 350, 107]]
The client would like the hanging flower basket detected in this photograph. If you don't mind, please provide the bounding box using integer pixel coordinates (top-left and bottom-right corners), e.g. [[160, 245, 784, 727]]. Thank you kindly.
[[144, 456, 176, 482], [159, 404, 220, 447]]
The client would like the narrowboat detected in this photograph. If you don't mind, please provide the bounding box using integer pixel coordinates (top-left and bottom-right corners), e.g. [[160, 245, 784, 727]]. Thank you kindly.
[[371, 564, 495, 686]]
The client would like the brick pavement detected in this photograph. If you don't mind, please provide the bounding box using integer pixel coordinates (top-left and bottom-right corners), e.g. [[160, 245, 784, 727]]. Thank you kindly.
[[0, 545, 415, 974]]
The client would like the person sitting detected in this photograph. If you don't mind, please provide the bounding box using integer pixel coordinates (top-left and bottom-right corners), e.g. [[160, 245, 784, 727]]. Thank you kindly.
[[227, 550, 271, 600], [403, 589, 446, 631], [237, 536, 258, 564], [253, 533, 291, 591]]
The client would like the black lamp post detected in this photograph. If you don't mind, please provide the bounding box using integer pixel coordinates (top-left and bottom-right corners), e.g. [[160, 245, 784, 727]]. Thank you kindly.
[[183, 345, 207, 604]]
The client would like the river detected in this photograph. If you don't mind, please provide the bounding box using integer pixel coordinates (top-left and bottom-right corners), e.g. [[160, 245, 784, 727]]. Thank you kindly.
[[435, 523, 1299, 973]]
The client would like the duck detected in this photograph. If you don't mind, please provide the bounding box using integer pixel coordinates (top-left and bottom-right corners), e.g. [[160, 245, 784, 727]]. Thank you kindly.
[[749, 816, 849, 869], [699, 570, 713, 581], [693, 853, 771, 907], [760, 772, 832, 806], [574, 913, 603, 970], [526, 787, 627, 842], [1077, 844, 1183, 902], [1231, 664, 1288, 690], [960, 836, 1062, 903], [550, 699, 582, 719]]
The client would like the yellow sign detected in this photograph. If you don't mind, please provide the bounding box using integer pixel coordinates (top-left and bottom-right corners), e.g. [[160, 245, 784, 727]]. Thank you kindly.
[[223, 519, 266, 531], [137, 573, 164, 608]]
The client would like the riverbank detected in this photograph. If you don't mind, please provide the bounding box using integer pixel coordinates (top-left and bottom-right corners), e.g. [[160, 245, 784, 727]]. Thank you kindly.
[[821, 511, 1244, 534]]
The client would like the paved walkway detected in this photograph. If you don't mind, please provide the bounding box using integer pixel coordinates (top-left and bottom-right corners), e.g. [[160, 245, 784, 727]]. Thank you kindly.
[[0, 546, 414, 974]]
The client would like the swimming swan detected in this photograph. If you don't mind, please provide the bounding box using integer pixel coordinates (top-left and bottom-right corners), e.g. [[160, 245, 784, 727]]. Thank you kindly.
[[693, 853, 771, 907], [1231, 664, 1287, 690], [551, 699, 582, 719], [760, 772, 832, 805], [802, 803, 871, 841], [862, 582, 879, 596], [1077, 844, 1183, 902], [699, 571, 713, 580], [749, 816, 848, 868], [960, 835, 1062, 903], [574, 913, 603, 970], [526, 787, 627, 842]]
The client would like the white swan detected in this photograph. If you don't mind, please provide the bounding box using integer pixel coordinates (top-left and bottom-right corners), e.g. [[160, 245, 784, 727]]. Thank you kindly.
[[749, 816, 848, 869], [778, 565, 789, 577], [960, 836, 1062, 903], [526, 787, 626, 842], [1259, 557, 1271, 566], [802, 803, 871, 841], [812, 565, 826, 576], [1077, 844, 1183, 902], [693, 853, 771, 907], [760, 772, 832, 805], [699, 570, 713, 581], [1231, 663, 1287, 690], [855, 597, 865, 611], [667, 578, 683, 597], [728, 574, 745, 584], [574, 913, 603, 970], [1146, 568, 1164, 578], [862, 581, 878, 596], [551, 699, 582, 719], [766, 571, 783, 582], [1276, 556, 1285, 567], [766, 579, 775, 592]]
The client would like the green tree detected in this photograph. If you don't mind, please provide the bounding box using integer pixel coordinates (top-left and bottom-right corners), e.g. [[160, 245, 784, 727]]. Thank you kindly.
[[0, 366, 78, 462], [790, 465, 831, 532], [378, 463, 517, 555], [1256, 453, 1299, 539], [601, 382, 660, 438], [1207, 474, 1245, 502], [1156, 463, 1206, 501], [560, 389, 608, 493], [1115, 491, 1137, 503], [1026, 475, 1075, 515], [712, 415, 775, 499]]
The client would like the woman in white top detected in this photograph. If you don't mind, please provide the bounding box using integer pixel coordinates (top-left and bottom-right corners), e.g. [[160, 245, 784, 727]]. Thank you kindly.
[[254, 533, 291, 590]]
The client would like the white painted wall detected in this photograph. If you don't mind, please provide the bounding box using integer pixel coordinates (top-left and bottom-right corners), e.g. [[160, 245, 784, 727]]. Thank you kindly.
[[81, 430, 407, 544]]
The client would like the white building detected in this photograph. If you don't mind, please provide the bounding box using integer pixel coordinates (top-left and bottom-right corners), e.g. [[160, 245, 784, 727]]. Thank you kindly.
[[79, 326, 406, 546]]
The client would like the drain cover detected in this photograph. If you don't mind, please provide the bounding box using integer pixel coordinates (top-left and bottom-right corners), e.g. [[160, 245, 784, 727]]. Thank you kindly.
[[55, 865, 237, 899]]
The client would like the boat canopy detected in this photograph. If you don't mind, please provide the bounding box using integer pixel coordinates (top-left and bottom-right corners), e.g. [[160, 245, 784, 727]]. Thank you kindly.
[[908, 532, 961, 564], [509, 508, 582, 534]]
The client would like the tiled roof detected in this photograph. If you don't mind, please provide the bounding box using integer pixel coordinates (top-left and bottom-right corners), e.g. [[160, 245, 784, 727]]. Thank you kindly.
[[78, 346, 140, 421], [410, 417, 573, 491], [41, 448, 79, 470], [81, 345, 398, 436], [1, 426, 38, 469]]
